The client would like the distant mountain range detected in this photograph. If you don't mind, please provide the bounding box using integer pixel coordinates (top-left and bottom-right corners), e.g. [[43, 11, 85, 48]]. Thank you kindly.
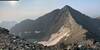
[[0, 21, 17, 30], [10, 5, 100, 46]]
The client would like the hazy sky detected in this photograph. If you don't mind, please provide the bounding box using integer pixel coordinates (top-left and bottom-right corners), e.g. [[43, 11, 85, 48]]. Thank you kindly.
[[0, 0, 100, 22]]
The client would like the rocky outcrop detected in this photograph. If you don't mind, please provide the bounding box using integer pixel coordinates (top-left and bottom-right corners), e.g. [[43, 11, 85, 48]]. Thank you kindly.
[[0, 27, 35, 50]]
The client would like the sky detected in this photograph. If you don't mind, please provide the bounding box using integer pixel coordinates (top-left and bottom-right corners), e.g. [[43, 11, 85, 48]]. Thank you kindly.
[[0, 0, 100, 22]]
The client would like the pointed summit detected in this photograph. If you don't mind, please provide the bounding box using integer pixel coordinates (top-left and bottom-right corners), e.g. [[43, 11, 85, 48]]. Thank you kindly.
[[63, 5, 71, 8], [61, 5, 72, 11]]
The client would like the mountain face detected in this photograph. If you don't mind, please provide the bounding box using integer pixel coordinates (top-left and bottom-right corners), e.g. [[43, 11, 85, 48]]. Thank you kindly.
[[0, 21, 17, 30], [10, 5, 100, 46], [10, 19, 35, 39]]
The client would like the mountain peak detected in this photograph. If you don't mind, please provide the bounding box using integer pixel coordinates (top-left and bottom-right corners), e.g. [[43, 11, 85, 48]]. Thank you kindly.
[[63, 5, 71, 8], [10, 5, 100, 47], [61, 5, 72, 11]]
